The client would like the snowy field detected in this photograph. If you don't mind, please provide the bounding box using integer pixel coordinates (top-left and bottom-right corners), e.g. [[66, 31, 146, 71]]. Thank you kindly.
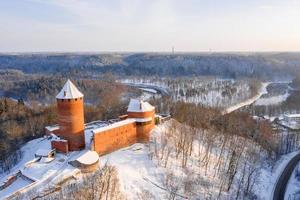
[[100, 121, 295, 199], [100, 144, 168, 199]]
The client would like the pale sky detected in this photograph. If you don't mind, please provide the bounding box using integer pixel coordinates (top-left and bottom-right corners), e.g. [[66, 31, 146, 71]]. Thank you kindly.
[[0, 0, 299, 52]]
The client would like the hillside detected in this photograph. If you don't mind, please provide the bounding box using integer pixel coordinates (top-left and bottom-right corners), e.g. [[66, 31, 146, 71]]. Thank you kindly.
[[0, 118, 280, 199]]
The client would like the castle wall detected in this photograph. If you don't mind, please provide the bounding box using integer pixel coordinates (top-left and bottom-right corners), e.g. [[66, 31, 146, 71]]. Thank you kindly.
[[51, 140, 69, 154], [127, 110, 155, 118], [57, 98, 85, 151], [128, 110, 155, 142], [136, 120, 155, 142], [93, 121, 137, 155]]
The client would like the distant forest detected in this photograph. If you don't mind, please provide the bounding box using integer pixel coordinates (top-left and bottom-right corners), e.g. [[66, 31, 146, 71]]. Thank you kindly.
[[0, 53, 299, 79], [0, 71, 140, 104]]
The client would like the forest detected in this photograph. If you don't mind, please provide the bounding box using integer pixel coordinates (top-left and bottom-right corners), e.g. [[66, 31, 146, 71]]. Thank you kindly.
[[0, 53, 299, 79]]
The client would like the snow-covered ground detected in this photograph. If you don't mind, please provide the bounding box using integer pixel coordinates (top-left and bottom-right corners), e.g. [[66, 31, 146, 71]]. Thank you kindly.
[[254, 92, 289, 106], [1, 119, 299, 200], [285, 162, 300, 200], [0, 136, 80, 199], [0, 177, 32, 198], [255, 151, 300, 200], [0, 137, 51, 183], [223, 82, 269, 114], [0, 121, 108, 199], [100, 144, 168, 199]]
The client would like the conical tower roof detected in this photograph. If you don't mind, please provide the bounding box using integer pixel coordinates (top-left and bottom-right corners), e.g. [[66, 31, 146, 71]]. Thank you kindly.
[[56, 79, 84, 99]]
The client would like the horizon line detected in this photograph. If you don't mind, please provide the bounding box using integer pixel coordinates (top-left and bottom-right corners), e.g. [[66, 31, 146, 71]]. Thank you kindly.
[[1, 50, 300, 55]]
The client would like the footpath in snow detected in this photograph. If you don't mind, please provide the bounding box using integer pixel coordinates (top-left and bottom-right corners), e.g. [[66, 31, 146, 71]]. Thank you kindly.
[[222, 82, 270, 114]]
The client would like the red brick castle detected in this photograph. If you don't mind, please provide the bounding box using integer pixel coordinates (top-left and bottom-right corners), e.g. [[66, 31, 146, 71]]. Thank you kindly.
[[47, 80, 155, 155]]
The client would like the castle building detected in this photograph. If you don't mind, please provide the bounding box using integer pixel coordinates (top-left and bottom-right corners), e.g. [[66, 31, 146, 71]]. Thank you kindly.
[[55, 80, 85, 151], [48, 80, 156, 155], [92, 99, 155, 155], [127, 99, 155, 142]]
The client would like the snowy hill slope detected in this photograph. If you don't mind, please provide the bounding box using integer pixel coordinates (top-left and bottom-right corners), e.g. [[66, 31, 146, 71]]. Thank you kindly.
[[0, 120, 290, 200]]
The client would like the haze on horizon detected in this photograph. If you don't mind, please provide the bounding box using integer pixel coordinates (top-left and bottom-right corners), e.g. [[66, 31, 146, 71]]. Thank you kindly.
[[0, 0, 299, 53]]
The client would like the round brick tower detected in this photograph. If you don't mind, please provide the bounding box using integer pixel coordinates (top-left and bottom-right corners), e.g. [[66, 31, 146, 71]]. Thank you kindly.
[[56, 79, 85, 151], [127, 99, 155, 142]]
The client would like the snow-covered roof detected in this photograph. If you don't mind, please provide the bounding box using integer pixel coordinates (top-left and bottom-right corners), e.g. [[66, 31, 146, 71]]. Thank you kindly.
[[127, 99, 154, 113], [75, 150, 99, 165], [92, 119, 136, 134], [134, 117, 153, 122], [56, 79, 84, 99]]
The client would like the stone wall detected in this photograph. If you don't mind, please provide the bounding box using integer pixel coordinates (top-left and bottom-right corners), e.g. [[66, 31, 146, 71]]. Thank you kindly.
[[93, 122, 137, 155], [136, 120, 155, 142], [51, 140, 69, 154], [127, 110, 155, 118]]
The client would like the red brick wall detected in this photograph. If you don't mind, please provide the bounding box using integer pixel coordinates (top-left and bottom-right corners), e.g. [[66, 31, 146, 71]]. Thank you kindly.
[[51, 140, 69, 154], [94, 122, 137, 155], [132, 110, 155, 142], [127, 110, 155, 118], [136, 120, 155, 143], [57, 98, 85, 151], [93, 110, 156, 155]]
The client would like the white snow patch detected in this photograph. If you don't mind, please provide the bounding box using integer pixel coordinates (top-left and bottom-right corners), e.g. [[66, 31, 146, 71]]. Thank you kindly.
[[0, 177, 33, 198], [254, 92, 290, 106], [35, 148, 53, 157], [100, 143, 167, 199]]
